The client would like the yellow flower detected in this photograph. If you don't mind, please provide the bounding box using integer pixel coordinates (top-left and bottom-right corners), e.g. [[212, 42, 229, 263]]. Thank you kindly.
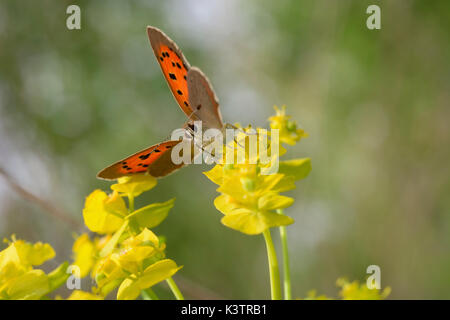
[[71, 233, 112, 279], [0, 269, 49, 300], [212, 171, 295, 234], [72, 234, 97, 278], [269, 105, 307, 145], [117, 259, 181, 300], [303, 278, 390, 300], [0, 238, 68, 300], [337, 278, 391, 300], [92, 228, 179, 299], [207, 170, 295, 235], [82, 190, 127, 234], [111, 175, 157, 198], [204, 108, 312, 235], [204, 154, 311, 235], [0, 237, 55, 271], [113, 228, 165, 274], [205, 158, 311, 192], [66, 290, 103, 300], [304, 290, 331, 300]]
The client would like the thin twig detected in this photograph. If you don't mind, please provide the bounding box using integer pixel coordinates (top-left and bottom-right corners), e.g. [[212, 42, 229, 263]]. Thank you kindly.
[[0, 167, 82, 230]]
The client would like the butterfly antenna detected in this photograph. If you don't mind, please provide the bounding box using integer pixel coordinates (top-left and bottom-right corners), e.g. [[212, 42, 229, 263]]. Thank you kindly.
[[223, 123, 247, 150]]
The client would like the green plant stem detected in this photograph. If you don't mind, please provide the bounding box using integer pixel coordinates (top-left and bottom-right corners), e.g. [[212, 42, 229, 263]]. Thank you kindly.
[[277, 209, 292, 300], [279, 225, 292, 300], [166, 277, 184, 300], [127, 194, 141, 233], [128, 194, 135, 212], [141, 288, 159, 300], [262, 229, 282, 300]]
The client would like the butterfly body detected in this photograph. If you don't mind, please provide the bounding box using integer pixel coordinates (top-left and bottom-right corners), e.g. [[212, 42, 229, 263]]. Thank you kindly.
[[97, 26, 224, 180]]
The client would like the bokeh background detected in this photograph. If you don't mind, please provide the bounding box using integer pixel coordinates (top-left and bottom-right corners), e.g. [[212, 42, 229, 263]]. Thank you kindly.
[[0, 0, 449, 299]]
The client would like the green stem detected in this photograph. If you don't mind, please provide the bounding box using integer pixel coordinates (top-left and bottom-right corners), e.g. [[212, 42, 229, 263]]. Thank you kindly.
[[127, 194, 141, 233], [166, 277, 184, 300], [141, 288, 159, 300], [279, 225, 292, 300], [262, 229, 282, 300], [128, 194, 135, 213], [277, 209, 292, 300]]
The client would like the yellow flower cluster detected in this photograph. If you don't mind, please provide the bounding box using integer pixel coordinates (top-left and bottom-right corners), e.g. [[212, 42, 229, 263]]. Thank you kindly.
[[269, 105, 308, 145], [337, 278, 391, 300], [305, 278, 391, 300], [0, 236, 68, 300], [204, 106, 311, 235], [72, 175, 181, 300]]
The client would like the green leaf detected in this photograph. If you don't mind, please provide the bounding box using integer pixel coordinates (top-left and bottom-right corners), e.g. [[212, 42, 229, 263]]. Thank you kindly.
[[117, 259, 181, 300], [126, 198, 175, 229], [279, 158, 311, 181], [47, 261, 70, 293], [99, 220, 129, 257]]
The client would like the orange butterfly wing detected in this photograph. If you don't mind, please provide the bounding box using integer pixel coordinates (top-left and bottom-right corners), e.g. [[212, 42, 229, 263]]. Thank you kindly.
[[147, 26, 194, 118], [97, 27, 221, 181], [97, 140, 184, 180]]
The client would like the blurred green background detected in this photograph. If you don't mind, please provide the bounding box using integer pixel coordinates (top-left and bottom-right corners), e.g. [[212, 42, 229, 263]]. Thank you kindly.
[[0, 0, 449, 299]]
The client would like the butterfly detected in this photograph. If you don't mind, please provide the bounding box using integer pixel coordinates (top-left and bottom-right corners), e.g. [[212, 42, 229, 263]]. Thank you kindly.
[[97, 26, 224, 180]]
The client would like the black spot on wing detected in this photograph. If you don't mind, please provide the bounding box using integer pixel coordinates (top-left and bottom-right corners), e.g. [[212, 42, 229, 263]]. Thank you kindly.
[[169, 73, 177, 80], [139, 153, 150, 160]]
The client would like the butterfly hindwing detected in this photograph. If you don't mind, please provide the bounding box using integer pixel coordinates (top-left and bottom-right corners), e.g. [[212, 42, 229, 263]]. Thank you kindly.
[[187, 67, 223, 130], [147, 26, 194, 118], [97, 140, 184, 180]]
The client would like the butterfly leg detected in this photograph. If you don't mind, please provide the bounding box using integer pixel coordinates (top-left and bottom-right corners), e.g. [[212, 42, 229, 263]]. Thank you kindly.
[[223, 123, 252, 150]]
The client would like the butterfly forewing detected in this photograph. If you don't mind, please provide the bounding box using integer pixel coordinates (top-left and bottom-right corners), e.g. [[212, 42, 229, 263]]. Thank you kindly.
[[98, 27, 225, 181], [97, 140, 183, 180], [147, 26, 194, 118], [187, 67, 224, 130]]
